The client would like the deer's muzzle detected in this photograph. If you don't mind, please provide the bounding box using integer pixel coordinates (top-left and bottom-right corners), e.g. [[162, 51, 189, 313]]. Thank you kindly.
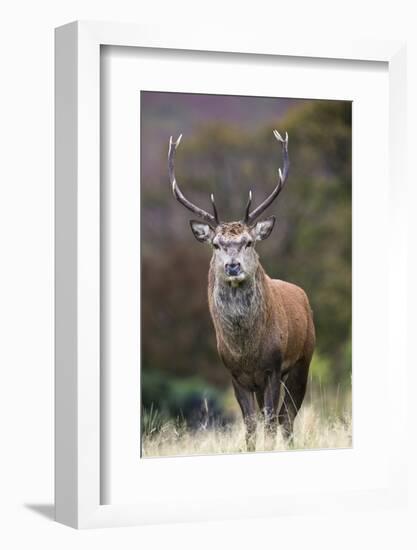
[[225, 262, 242, 277]]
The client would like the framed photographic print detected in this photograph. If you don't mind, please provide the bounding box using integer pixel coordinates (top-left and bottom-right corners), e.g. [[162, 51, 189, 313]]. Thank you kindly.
[[55, 21, 407, 528]]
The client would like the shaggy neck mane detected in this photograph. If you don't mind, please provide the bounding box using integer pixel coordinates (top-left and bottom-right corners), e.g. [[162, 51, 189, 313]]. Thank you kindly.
[[209, 262, 269, 355]]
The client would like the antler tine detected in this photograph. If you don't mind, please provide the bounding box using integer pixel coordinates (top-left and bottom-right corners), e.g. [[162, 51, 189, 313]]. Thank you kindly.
[[246, 130, 290, 225], [273, 130, 289, 182], [210, 193, 220, 224], [168, 135, 217, 226], [243, 190, 253, 224]]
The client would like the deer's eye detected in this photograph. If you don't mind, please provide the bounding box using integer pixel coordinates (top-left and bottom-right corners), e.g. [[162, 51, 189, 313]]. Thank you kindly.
[[246, 241, 253, 248], [213, 243, 220, 250]]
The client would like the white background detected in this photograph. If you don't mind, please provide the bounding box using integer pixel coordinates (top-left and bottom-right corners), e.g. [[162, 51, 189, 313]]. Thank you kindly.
[[0, 1, 416, 549]]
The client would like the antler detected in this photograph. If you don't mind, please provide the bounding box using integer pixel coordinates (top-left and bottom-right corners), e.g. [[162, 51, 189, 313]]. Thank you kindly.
[[243, 130, 289, 225], [168, 135, 219, 225]]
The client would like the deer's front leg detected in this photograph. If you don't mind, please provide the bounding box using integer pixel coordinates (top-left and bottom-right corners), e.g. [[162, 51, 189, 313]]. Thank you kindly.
[[263, 369, 281, 448], [232, 378, 257, 452]]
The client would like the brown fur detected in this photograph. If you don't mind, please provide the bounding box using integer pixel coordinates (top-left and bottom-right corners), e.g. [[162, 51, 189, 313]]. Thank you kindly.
[[217, 222, 246, 237]]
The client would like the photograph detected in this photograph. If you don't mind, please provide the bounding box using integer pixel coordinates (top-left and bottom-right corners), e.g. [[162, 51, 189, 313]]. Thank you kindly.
[[140, 91, 352, 457]]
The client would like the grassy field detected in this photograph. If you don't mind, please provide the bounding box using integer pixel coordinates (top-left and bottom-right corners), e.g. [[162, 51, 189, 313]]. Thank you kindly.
[[141, 401, 352, 458]]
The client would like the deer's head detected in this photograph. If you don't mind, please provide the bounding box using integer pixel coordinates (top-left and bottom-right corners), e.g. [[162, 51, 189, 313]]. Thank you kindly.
[[168, 131, 289, 285]]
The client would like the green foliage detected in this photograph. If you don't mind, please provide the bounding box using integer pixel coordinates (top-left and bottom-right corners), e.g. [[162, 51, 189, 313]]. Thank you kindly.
[[142, 403, 167, 438], [141, 369, 225, 425], [310, 352, 332, 385]]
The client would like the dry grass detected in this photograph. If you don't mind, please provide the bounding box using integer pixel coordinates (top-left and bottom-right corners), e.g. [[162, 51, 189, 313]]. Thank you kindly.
[[141, 403, 352, 458]]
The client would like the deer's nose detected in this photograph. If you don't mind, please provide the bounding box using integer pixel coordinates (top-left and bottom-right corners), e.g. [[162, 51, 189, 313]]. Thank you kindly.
[[225, 261, 241, 276]]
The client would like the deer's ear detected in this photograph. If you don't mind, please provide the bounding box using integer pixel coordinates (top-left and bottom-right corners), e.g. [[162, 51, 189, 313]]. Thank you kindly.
[[252, 216, 276, 241], [189, 220, 215, 243]]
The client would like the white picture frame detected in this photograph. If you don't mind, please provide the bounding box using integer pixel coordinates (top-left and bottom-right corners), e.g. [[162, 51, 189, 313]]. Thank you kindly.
[[55, 21, 407, 529]]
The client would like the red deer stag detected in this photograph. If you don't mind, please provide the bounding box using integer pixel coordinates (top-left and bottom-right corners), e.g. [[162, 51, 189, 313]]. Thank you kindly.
[[168, 131, 315, 451]]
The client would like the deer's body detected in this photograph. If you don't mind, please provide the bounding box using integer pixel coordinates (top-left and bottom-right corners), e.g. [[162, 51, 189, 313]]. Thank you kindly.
[[168, 130, 315, 450], [209, 262, 315, 393]]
